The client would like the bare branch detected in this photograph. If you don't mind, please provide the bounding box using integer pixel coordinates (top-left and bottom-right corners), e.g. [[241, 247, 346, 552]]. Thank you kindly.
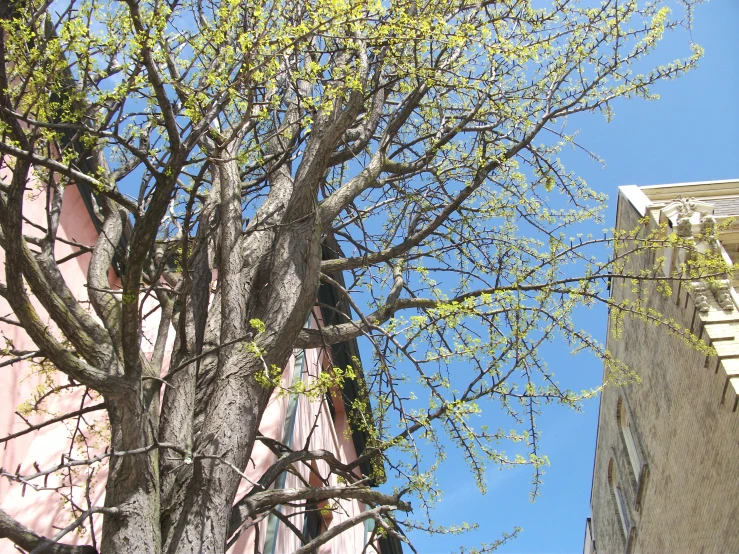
[[0, 508, 98, 554], [0, 403, 106, 445]]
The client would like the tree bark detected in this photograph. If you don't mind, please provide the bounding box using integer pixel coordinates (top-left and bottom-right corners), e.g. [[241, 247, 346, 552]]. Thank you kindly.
[[100, 395, 161, 553]]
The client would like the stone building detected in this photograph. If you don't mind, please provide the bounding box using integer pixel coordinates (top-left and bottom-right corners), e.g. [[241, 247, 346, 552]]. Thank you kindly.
[[585, 180, 739, 554]]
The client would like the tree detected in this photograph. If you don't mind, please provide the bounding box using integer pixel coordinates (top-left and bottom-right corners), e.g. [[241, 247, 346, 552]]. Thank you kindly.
[[0, 0, 712, 552]]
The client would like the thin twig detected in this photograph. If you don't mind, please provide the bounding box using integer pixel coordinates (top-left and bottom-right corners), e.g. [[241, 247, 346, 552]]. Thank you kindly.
[[0, 350, 42, 368], [0, 403, 106, 445]]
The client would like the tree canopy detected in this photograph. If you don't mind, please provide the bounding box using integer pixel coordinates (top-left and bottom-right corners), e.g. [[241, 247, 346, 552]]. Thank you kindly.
[[0, 0, 712, 552]]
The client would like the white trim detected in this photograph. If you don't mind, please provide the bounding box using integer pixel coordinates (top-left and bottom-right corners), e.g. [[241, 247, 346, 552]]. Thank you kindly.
[[618, 186, 652, 217], [638, 180, 739, 203], [640, 178, 739, 188]]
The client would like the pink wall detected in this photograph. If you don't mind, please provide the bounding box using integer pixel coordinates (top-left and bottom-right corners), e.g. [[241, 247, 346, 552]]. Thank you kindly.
[[0, 182, 107, 545], [0, 181, 371, 553], [231, 339, 366, 554]]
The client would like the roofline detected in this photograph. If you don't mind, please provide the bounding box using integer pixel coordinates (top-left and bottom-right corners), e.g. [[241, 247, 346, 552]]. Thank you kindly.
[[637, 177, 739, 189], [623, 179, 739, 204]]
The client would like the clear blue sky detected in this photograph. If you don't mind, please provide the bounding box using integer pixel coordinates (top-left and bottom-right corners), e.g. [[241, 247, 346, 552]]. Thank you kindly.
[[403, 1, 739, 553]]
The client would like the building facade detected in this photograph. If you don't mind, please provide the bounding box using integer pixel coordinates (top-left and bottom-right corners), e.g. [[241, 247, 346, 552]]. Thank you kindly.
[[0, 179, 399, 553], [585, 180, 739, 554]]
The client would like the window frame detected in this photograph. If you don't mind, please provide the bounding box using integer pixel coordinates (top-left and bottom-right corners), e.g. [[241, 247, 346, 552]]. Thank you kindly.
[[617, 397, 649, 511], [608, 459, 637, 554]]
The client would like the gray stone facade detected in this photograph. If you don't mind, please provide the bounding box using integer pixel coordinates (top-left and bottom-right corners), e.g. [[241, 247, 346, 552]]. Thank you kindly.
[[587, 183, 739, 554]]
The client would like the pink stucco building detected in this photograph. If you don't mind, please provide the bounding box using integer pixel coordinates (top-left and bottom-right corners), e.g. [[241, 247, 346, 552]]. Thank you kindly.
[[0, 180, 400, 553]]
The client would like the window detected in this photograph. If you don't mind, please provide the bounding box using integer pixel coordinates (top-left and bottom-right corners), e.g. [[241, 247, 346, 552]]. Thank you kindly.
[[301, 462, 333, 552], [608, 459, 635, 552], [303, 501, 325, 544], [583, 517, 597, 554], [615, 485, 631, 536], [616, 397, 649, 512], [617, 398, 642, 481]]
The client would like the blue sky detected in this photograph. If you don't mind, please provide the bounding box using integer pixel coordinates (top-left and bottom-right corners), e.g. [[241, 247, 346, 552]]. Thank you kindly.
[[403, 1, 739, 553]]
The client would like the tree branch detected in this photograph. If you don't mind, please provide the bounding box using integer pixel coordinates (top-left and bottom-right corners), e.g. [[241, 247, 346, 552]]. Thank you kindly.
[[0, 508, 98, 554], [0, 403, 106, 445], [28, 506, 119, 554], [230, 485, 409, 538], [293, 506, 390, 554], [0, 142, 139, 214]]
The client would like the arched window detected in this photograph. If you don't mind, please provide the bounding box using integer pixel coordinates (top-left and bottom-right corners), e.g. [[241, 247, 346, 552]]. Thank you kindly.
[[608, 459, 632, 543], [617, 397, 642, 482]]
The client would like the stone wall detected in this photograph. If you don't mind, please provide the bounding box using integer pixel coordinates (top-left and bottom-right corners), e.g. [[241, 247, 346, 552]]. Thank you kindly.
[[589, 192, 739, 554]]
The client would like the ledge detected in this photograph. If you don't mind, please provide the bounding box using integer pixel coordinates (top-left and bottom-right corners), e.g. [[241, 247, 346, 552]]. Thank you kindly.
[[689, 292, 739, 412]]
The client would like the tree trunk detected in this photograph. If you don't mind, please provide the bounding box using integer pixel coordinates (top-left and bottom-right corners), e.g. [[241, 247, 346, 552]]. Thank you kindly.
[[101, 395, 161, 553], [164, 356, 271, 554], [159, 152, 322, 552]]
